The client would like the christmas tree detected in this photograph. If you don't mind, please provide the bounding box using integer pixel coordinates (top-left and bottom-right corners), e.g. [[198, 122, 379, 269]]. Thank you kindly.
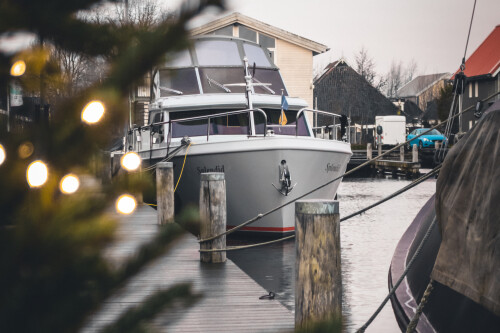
[[0, 0, 223, 331]]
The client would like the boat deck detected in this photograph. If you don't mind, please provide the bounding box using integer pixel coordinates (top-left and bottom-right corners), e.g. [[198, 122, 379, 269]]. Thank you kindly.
[[81, 205, 294, 332]]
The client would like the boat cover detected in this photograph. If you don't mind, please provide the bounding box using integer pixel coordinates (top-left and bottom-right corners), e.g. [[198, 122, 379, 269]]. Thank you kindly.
[[432, 99, 500, 316]]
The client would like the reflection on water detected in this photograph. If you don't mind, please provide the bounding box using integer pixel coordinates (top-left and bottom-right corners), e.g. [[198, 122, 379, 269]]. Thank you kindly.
[[229, 175, 436, 332]]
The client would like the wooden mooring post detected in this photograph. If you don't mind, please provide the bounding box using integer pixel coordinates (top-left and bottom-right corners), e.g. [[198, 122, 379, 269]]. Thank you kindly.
[[295, 200, 341, 329], [367, 143, 372, 160], [400, 145, 405, 161], [156, 162, 174, 225], [199, 173, 226, 263]]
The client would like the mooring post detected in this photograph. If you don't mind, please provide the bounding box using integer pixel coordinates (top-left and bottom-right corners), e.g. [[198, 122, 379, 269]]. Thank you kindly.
[[435, 141, 441, 150], [412, 143, 418, 163], [295, 200, 341, 329], [199, 173, 226, 263], [378, 142, 382, 157], [400, 145, 405, 161], [367, 143, 372, 160], [156, 162, 174, 225]]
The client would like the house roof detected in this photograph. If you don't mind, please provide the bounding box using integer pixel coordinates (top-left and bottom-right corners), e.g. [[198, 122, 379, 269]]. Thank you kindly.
[[313, 60, 398, 123], [397, 73, 450, 98], [190, 12, 329, 55], [455, 25, 500, 79]]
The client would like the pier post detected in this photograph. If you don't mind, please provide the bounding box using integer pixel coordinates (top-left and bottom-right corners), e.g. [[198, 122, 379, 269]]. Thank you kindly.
[[434, 141, 441, 150], [295, 200, 341, 329], [412, 144, 418, 163], [367, 143, 372, 160], [400, 145, 405, 161], [156, 162, 174, 225], [378, 142, 382, 157], [199, 173, 226, 263]]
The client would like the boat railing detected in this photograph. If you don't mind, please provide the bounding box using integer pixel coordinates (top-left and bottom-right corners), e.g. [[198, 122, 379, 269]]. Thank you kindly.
[[296, 108, 350, 142], [147, 108, 268, 142]]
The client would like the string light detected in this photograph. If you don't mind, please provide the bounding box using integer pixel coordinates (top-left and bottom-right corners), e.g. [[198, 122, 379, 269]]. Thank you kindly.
[[10, 60, 26, 76], [0, 144, 5, 165], [121, 152, 141, 171], [81, 101, 105, 124], [27, 160, 48, 187], [59, 174, 80, 194], [116, 194, 137, 215]]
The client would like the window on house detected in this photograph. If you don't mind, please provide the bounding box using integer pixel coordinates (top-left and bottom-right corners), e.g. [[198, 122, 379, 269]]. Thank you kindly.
[[212, 26, 233, 37], [259, 33, 275, 49], [239, 25, 257, 42], [475, 82, 479, 97], [469, 83, 473, 98]]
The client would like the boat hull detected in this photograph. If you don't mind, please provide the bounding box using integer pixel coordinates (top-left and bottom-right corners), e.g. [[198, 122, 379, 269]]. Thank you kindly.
[[141, 136, 351, 233]]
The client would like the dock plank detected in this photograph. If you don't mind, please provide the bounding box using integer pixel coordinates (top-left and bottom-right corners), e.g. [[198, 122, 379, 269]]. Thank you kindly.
[[82, 205, 294, 332]]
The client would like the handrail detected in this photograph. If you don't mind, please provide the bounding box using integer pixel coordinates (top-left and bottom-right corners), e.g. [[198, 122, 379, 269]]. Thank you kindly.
[[296, 108, 347, 141], [143, 108, 268, 141]]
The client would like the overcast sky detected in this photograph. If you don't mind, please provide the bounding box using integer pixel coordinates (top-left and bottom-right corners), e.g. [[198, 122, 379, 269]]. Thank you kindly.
[[181, 0, 500, 77]]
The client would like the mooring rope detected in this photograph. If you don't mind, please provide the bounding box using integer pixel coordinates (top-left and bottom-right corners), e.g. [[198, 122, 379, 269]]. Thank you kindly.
[[174, 142, 192, 192], [198, 91, 499, 244], [405, 279, 435, 333], [355, 216, 437, 333], [199, 166, 440, 252]]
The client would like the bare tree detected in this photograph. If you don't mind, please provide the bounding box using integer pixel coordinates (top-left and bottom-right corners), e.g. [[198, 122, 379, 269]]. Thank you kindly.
[[355, 46, 376, 85], [386, 60, 403, 98], [404, 59, 418, 84]]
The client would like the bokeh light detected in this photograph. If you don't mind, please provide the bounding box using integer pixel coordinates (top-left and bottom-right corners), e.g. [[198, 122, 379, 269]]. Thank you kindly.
[[10, 60, 26, 76], [27, 160, 48, 187], [0, 144, 6, 165], [81, 101, 105, 124], [121, 152, 141, 171], [116, 194, 137, 215], [18, 142, 34, 159], [59, 174, 80, 194]]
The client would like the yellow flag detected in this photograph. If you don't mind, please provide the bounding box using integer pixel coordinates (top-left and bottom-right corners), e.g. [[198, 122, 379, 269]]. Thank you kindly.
[[279, 110, 287, 125]]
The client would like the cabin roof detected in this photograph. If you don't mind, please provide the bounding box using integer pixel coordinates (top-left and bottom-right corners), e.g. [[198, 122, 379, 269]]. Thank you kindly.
[[190, 12, 329, 55]]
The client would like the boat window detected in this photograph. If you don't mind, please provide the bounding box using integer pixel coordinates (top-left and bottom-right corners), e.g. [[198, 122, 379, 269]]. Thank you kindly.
[[198, 68, 246, 94], [252, 68, 287, 95], [195, 40, 242, 66], [164, 49, 192, 68], [159, 68, 200, 96], [254, 109, 310, 136], [243, 43, 271, 67], [170, 109, 250, 138]]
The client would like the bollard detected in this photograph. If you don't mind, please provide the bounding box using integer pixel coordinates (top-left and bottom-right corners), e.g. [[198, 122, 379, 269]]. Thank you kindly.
[[400, 145, 405, 161], [412, 143, 418, 163], [156, 162, 174, 225], [378, 142, 382, 157], [367, 143, 372, 160], [199, 173, 226, 263], [295, 200, 341, 329], [434, 141, 441, 150]]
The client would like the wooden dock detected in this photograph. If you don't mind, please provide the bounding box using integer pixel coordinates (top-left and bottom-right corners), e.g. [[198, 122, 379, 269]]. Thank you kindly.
[[82, 205, 294, 332]]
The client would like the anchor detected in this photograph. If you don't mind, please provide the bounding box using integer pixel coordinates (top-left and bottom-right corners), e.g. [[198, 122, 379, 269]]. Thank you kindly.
[[272, 160, 297, 196]]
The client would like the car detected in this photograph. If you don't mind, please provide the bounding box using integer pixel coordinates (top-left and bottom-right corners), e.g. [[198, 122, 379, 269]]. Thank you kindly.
[[407, 128, 447, 149]]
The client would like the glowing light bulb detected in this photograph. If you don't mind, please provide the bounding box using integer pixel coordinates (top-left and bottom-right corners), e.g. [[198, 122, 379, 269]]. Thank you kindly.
[[116, 194, 137, 215], [121, 152, 141, 171], [0, 144, 5, 166], [27, 160, 48, 187], [10, 60, 26, 76], [60, 174, 80, 194], [81, 101, 105, 124]]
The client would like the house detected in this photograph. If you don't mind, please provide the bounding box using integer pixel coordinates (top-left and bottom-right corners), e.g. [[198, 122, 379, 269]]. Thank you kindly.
[[455, 24, 500, 132], [395, 73, 451, 125], [190, 12, 329, 109], [313, 60, 398, 144]]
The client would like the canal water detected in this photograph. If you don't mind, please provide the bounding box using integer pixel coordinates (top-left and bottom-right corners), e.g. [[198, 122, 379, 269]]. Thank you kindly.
[[228, 174, 436, 332]]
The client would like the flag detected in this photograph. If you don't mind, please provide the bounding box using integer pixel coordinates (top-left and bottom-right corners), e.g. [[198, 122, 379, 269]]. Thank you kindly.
[[281, 94, 288, 111]]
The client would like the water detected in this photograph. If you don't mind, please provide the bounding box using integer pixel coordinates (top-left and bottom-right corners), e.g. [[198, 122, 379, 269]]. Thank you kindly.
[[228, 174, 436, 332]]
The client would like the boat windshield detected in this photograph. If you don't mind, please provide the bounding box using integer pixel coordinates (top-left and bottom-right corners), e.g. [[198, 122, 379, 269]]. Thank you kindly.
[[254, 109, 310, 136], [169, 109, 250, 138]]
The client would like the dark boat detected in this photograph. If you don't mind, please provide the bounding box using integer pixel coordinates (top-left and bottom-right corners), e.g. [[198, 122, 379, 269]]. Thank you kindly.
[[389, 100, 500, 332]]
